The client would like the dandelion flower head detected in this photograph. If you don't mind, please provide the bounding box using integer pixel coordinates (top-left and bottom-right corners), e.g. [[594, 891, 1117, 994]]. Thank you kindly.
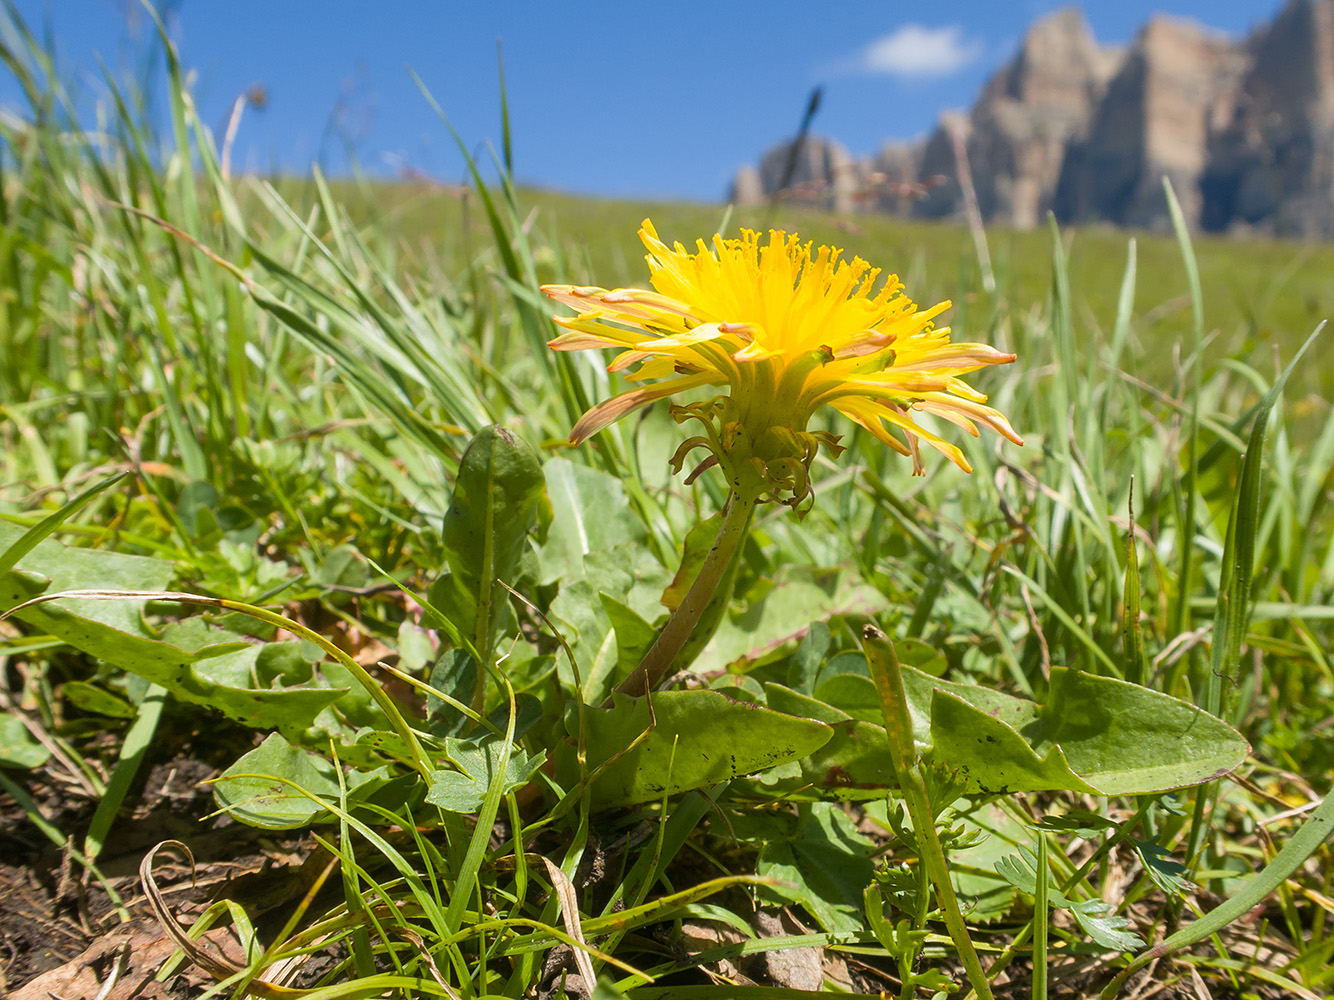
[[542, 220, 1021, 503]]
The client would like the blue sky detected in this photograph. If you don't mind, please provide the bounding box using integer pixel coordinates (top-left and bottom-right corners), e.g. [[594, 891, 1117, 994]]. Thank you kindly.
[[3, 1, 1277, 202]]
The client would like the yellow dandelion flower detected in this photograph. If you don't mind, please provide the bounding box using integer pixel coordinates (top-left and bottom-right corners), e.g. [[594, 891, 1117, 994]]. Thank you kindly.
[[542, 220, 1021, 501]]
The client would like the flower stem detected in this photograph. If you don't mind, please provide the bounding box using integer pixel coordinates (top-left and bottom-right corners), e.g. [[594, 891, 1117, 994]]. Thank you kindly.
[[864, 625, 995, 1000], [614, 490, 757, 698]]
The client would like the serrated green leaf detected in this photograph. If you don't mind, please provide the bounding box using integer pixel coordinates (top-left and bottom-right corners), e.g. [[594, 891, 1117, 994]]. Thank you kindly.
[[747, 802, 876, 933], [756, 662, 1248, 799], [1037, 811, 1120, 839], [994, 852, 1044, 897], [1133, 838, 1193, 895], [0, 534, 348, 737], [426, 734, 544, 813], [1070, 899, 1145, 951], [566, 688, 832, 809], [995, 845, 1144, 952]]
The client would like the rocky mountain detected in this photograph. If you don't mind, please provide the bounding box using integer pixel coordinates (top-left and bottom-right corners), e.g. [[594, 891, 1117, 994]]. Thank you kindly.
[[730, 1, 1334, 237], [917, 7, 1122, 228], [1201, 0, 1334, 236]]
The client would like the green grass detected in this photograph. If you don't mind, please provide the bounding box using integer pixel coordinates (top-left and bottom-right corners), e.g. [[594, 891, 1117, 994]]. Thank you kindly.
[[2, 7, 1333, 999]]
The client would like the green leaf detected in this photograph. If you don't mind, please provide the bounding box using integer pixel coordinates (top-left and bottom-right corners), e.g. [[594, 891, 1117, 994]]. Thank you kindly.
[[994, 850, 1050, 898], [1070, 899, 1145, 952], [426, 649, 481, 737], [928, 689, 1099, 795], [0, 521, 175, 638], [926, 667, 1251, 795], [1208, 322, 1325, 718], [812, 673, 886, 723], [0, 712, 51, 769], [176, 481, 222, 540], [61, 680, 136, 719], [755, 663, 1248, 799], [1133, 838, 1193, 895], [891, 637, 949, 678], [2, 593, 346, 740], [84, 684, 166, 859], [0, 526, 352, 736], [786, 621, 830, 694], [214, 733, 355, 829], [941, 800, 1026, 923], [756, 682, 899, 800], [425, 734, 544, 813], [425, 654, 543, 740], [310, 543, 370, 606], [1122, 496, 1146, 686], [538, 457, 643, 585], [430, 425, 544, 656], [567, 689, 833, 809], [694, 565, 886, 673], [660, 512, 723, 612], [599, 593, 658, 682], [995, 845, 1144, 952], [662, 510, 753, 674], [1114, 790, 1334, 982], [739, 802, 876, 933], [550, 544, 672, 701], [1037, 811, 1120, 840]]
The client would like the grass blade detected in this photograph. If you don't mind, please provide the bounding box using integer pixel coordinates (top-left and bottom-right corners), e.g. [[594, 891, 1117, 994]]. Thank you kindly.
[[0, 471, 126, 575]]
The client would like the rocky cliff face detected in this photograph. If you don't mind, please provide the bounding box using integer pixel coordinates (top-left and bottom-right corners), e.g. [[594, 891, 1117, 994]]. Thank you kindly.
[[917, 7, 1120, 228], [1201, 0, 1334, 235], [1054, 15, 1247, 229], [732, 1, 1334, 238]]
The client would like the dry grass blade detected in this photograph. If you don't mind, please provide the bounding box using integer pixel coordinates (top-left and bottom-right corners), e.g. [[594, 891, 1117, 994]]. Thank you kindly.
[[138, 840, 240, 982], [537, 854, 598, 986], [140, 842, 313, 998], [89, 941, 130, 1000], [389, 927, 464, 1000]]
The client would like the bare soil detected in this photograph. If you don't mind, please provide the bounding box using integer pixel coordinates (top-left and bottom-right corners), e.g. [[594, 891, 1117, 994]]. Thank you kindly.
[[0, 718, 331, 998]]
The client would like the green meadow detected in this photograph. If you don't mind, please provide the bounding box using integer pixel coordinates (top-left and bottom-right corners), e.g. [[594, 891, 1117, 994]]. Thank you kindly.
[[2, 13, 1333, 1000]]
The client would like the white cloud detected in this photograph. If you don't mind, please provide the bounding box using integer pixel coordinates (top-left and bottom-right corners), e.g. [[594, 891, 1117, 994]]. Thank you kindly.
[[844, 24, 984, 79]]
